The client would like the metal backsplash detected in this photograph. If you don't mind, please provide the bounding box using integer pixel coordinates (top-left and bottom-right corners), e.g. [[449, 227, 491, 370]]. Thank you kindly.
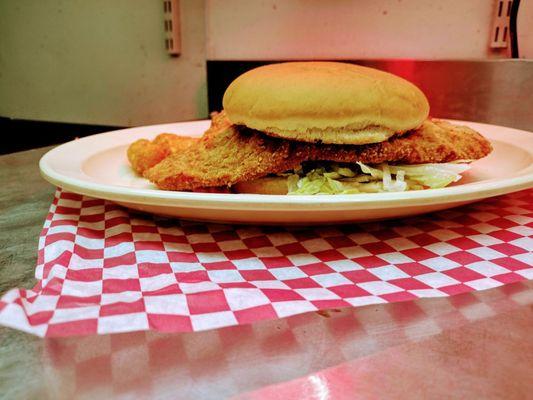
[[207, 60, 533, 131]]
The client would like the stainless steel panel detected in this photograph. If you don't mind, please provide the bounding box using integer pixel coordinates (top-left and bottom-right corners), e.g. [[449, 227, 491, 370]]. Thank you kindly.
[[356, 60, 533, 131]]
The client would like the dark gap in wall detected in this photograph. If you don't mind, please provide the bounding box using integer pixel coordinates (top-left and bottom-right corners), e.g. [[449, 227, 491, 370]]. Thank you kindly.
[[0, 117, 122, 155], [207, 61, 274, 113]]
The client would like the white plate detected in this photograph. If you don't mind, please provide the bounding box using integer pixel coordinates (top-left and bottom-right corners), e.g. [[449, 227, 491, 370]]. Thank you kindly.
[[39, 119, 533, 225]]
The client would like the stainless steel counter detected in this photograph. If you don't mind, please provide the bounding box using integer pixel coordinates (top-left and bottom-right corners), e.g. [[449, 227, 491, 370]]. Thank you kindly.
[[0, 147, 532, 399]]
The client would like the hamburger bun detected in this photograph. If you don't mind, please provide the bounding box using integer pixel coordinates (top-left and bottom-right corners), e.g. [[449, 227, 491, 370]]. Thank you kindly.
[[233, 176, 289, 195], [223, 62, 429, 145]]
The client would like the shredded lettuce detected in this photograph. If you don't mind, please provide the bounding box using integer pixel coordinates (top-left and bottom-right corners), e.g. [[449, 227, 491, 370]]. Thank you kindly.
[[287, 162, 470, 195]]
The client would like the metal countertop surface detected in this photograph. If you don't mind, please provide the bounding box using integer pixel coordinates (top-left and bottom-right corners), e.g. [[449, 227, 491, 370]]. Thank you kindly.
[[0, 146, 532, 399]]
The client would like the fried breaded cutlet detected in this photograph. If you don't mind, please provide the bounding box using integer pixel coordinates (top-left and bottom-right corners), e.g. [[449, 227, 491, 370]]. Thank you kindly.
[[206, 110, 233, 137], [127, 134, 198, 175], [127, 111, 230, 175], [143, 119, 492, 191], [144, 124, 299, 190]]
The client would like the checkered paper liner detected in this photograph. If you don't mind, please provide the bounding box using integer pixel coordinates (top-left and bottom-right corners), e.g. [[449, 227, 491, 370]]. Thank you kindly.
[[0, 188, 531, 337]]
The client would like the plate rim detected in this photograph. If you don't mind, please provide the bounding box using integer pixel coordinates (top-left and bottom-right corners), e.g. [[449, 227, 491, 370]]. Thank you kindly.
[[39, 119, 533, 210]]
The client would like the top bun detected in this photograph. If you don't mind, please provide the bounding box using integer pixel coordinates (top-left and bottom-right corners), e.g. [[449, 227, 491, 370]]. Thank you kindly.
[[222, 62, 430, 145]]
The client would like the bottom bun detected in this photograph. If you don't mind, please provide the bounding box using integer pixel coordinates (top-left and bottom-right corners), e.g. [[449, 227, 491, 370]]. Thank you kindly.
[[233, 176, 289, 195]]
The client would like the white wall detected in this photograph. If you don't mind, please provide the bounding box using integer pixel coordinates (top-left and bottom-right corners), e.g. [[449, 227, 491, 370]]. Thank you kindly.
[[1, 1, 530, 127], [206, 0, 504, 60], [518, 0, 533, 59], [0, 0, 208, 126]]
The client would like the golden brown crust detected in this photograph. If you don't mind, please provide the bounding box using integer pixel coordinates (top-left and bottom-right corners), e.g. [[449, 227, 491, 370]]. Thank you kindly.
[[143, 126, 306, 190], [127, 111, 231, 175], [205, 110, 233, 139], [310, 119, 493, 164], [127, 134, 197, 175], [143, 119, 492, 191]]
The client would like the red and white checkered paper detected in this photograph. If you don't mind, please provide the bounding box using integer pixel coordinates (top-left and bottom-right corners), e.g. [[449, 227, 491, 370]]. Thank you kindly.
[[0, 188, 531, 337]]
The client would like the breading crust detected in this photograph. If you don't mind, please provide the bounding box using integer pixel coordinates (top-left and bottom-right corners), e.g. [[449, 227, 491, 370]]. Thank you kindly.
[[127, 111, 230, 175], [143, 118, 492, 191], [127, 134, 198, 175], [144, 127, 306, 190], [310, 119, 492, 164]]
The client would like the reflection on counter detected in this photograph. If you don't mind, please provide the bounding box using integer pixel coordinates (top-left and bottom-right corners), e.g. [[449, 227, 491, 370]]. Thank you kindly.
[[40, 281, 532, 399]]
